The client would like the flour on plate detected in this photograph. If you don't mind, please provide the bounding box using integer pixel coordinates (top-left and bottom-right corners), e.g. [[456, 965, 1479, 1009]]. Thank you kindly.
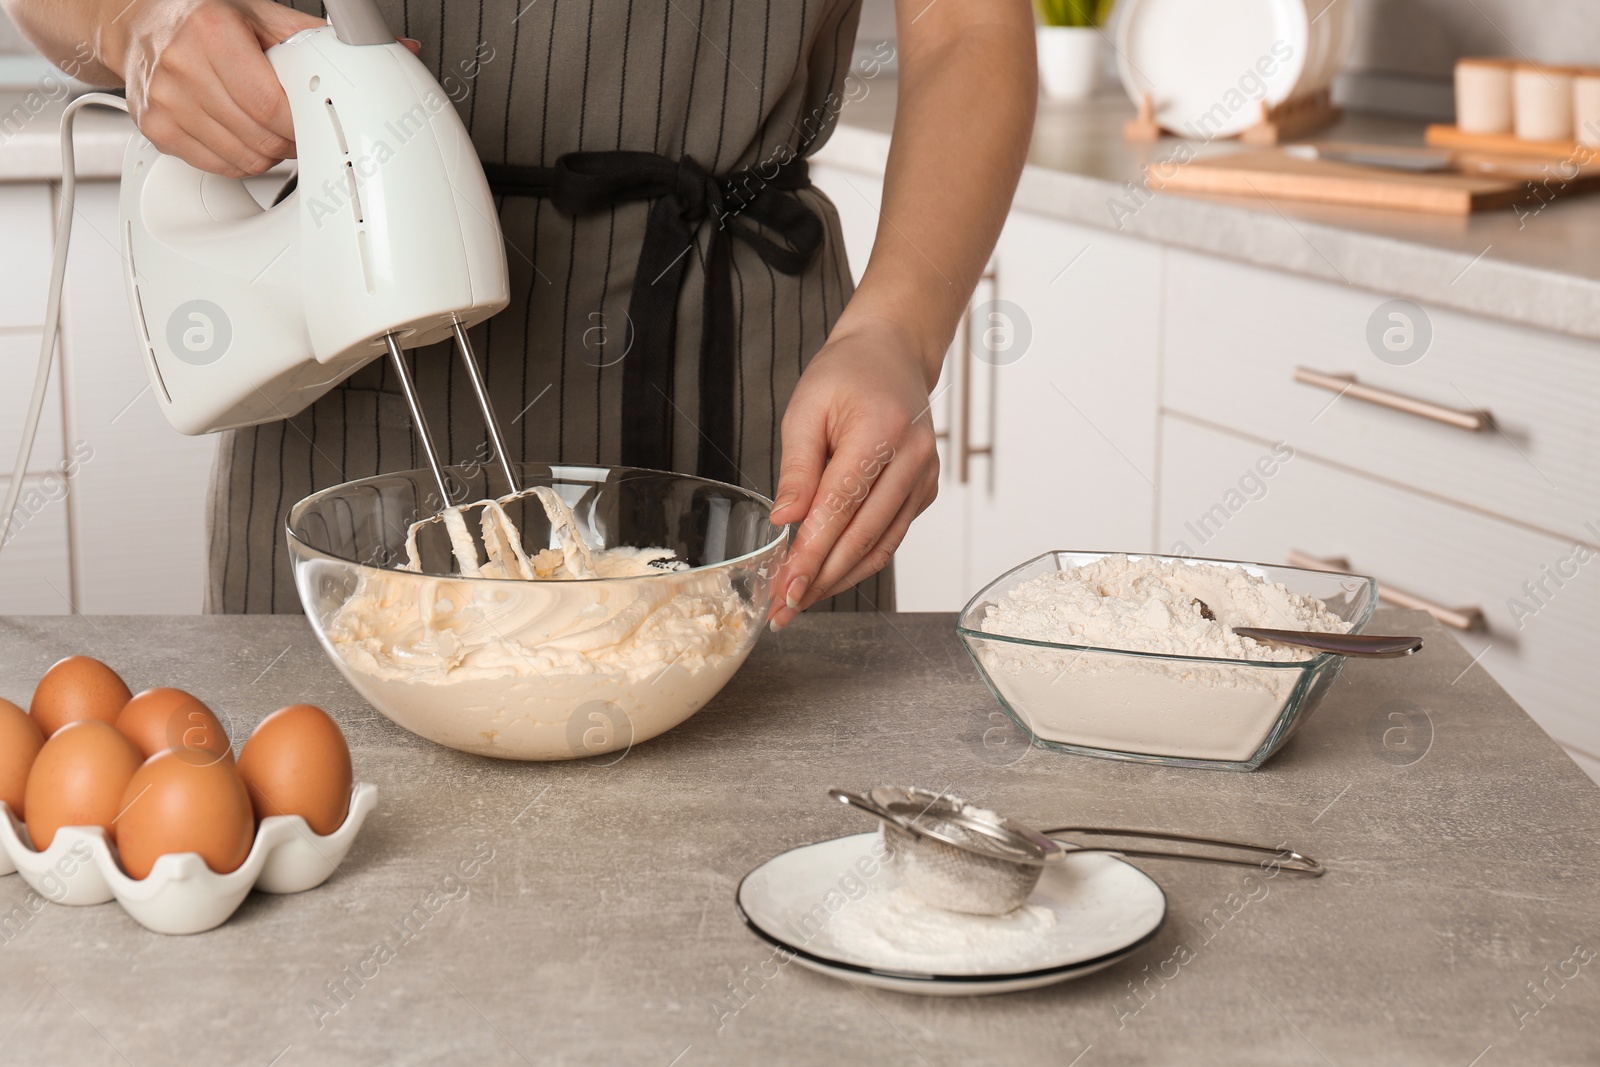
[[827, 885, 1058, 973]]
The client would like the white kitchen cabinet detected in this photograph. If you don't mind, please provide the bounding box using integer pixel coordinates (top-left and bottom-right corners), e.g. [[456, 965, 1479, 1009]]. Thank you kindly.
[[0, 183, 72, 615], [0, 331, 64, 476], [1160, 414, 1600, 767], [0, 473, 74, 613], [0, 184, 51, 327], [812, 166, 1160, 611], [1156, 252, 1600, 774], [0, 186, 71, 614], [1162, 249, 1600, 546], [0, 178, 216, 615], [973, 212, 1159, 587]]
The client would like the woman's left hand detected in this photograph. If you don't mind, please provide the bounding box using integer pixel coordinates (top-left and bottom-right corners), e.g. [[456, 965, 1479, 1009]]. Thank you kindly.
[[767, 316, 941, 629]]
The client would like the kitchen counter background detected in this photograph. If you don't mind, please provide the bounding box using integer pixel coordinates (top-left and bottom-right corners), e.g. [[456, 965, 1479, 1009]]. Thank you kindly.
[[856, 0, 1600, 116], [815, 86, 1600, 344]]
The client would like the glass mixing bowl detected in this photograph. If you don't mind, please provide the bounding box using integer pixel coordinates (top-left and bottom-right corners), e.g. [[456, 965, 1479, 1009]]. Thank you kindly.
[[287, 463, 786, 760], [957, 551, 1379, 771]]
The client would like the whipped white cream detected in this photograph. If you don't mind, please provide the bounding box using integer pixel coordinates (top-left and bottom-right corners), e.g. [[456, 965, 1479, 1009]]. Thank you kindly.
[[321, 486, 755, 759], [403, 486, 606, 580]]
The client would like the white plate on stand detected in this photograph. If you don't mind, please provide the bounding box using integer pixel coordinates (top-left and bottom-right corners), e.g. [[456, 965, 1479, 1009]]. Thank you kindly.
[[1307, 0, 1355, 99], [736, 833, 1167, 996], [1117, 0, 1310, 139]]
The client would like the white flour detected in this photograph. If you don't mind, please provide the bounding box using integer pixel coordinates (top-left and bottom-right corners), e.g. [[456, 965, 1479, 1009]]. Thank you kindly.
[[980, 554, 1347, 661], [975, 555, 1351, 762], [827, 885, 1058, 973]]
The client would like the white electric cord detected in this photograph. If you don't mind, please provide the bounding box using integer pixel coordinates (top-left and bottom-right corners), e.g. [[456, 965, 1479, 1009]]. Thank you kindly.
[[0, 91, 130, 557]]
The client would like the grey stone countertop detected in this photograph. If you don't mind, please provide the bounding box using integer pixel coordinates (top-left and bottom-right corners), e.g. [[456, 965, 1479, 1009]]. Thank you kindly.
[[2, 608, 1597, 1065], [815, 83, 1600, 344]]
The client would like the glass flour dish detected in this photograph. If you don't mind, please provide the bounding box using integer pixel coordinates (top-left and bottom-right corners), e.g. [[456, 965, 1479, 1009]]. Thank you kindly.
[[956, 551, 1379, 771]]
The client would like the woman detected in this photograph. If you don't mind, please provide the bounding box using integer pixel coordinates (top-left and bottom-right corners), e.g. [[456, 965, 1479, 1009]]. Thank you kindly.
[[7, 0, 1036, 625]]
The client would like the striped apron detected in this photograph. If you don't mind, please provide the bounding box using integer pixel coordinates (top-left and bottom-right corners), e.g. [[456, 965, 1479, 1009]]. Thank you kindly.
[[205, 0, 893, 614]]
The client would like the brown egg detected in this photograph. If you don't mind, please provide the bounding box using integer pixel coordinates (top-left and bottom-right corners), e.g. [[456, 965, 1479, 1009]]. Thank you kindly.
[[114, 751, 255, 880], [30, 656, 132, 737], [237, 704, 352, 835], [23, 720, 143, 851], [0, 698, 45, 818], [116, 688, 232, 763]]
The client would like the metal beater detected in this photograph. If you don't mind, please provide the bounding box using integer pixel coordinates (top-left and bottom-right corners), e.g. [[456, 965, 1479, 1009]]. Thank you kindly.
[[384, 322, 519, 509]]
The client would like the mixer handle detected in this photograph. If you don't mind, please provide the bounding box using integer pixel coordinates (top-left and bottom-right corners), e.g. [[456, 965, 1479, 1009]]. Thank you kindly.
[[325, 0, 395, 45]]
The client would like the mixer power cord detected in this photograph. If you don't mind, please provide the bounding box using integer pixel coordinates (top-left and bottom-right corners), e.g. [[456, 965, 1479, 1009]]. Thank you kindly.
[[0, 92, 129, 561]]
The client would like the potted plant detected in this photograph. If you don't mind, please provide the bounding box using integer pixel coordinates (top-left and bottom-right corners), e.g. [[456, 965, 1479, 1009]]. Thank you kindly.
[[1034, 0, 1117, 101]]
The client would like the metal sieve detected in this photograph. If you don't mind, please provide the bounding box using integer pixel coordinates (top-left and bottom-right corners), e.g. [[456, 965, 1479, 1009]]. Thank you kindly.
[[830, 786, 1061, 915], [830, 785, 1323, 916]]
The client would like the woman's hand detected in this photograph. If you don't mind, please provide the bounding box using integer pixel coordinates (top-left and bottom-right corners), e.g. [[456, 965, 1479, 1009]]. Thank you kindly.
[[767, 316, 940, 629], [763, 0, 1034, 628], [106, 0, 325, 177]]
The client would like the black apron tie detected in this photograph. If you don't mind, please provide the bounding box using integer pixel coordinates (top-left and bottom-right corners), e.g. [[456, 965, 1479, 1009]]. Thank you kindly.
[[485, 152, 823, 484]]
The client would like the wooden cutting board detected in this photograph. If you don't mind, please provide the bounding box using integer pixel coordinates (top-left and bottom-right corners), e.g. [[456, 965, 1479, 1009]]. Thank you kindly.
[[1145, 148, 1592, 214]]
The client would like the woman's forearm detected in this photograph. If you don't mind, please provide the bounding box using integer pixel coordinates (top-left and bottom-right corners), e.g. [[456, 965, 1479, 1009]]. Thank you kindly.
[[2, 0, 127, 84], [833, 0, 1037, 387]]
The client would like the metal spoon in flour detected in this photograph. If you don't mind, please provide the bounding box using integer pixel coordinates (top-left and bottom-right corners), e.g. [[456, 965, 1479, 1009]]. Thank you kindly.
[[1191, 598, 1422, 658]]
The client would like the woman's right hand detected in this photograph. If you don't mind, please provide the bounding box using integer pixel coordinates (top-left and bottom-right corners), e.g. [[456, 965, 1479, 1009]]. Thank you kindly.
[[107, 0, 325, 177]]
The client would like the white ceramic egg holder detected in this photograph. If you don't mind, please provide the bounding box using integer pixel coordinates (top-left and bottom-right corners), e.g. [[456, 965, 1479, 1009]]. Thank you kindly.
[[0, 782, 377, 935]]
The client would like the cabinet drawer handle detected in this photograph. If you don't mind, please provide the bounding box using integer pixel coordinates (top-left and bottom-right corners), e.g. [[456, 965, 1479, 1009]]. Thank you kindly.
[[1289, 550, 1485, 631], [958, 265, 999, 489], [1293, 367, 1490, 432]]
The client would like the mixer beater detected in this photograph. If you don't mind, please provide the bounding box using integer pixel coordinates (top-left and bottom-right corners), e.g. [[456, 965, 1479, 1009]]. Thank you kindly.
[[382, 322, 518, 509], [384, 322, 612, 580]]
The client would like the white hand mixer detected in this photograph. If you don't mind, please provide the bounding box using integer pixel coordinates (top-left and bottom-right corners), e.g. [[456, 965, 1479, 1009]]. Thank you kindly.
[[2, 0, 545, 568]]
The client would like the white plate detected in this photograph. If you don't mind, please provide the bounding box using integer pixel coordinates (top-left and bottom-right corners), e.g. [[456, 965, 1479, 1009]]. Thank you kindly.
[[783, 941, 1143, 997], [736, 833, 1167, 997], [1117, 0, 1310, 139], [1296, 0, 1354, 98]]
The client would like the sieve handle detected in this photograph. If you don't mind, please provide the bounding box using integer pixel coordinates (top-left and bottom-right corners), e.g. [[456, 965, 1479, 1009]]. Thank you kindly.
[[829, 788, 907, 829], [1042, 826, 1324, 877]]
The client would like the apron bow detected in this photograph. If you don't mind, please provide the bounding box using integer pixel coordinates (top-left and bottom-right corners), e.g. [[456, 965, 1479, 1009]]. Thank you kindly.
[[485, 151, 823, 483]]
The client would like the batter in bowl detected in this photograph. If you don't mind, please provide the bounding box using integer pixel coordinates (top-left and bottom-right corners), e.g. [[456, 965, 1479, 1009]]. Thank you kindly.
[[322, 487, 755, 758]]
